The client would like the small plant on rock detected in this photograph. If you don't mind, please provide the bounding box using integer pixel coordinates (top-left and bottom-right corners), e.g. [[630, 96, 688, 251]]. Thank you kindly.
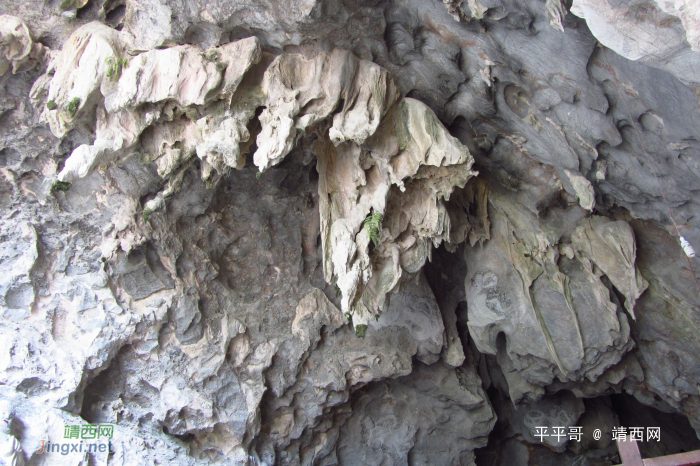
[[363, 212, 383, 246], [66, 97, 80, 118], [355, 324, 368, 339], [46, 100, 57, 110], [105, 56, 129, 82], [514, 92, 527, 105], [51, 180, 71, 193]]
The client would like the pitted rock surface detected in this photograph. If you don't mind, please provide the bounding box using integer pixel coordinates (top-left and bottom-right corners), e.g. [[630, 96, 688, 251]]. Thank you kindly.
[[1, 0, 700, 464]]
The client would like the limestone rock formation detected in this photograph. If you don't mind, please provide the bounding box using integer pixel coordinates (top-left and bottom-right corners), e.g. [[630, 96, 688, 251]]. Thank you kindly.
[[571, 0, 700, 86], [334, 361, 495, 465], [28, 16, 478, 327], [0, 400, 24, 466], [0, 16, 43, 77], [464, 188, 641, 403], [1, 0, 700, 464]]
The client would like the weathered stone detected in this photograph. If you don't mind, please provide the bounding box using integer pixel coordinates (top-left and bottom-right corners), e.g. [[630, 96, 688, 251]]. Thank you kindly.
[[0, 221, 37, 321], [626, 219, 700, 437], [256, 271, 448, 464], [2, 0, 700, 463], [333, 361, 495, 466], [0, 15, 44, 76], [517, 391, 585, 452], [172, 291, 203, 345], [572, 0, 700, 86], [465, 187, 636, 403], [254, 49, 400, 171], [317, 97, 477, 323]]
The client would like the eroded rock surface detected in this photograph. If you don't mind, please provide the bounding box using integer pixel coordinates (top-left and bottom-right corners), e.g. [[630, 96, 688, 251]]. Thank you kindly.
[[572, 0, 700, 86], [1, 0, 700, 464], [334, 361, 495, 466]]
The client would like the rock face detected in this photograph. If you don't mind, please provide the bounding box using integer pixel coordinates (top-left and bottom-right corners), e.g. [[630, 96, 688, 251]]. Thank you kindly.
[[464, 191, 641, 403], [571, 0, 700, 86], [1, 0, 700, 464], [0, 14, 44, 76], [334, 361, 495, 466]]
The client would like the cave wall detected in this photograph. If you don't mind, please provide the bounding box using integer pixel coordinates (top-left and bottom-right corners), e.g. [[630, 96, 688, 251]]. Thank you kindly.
[[1, 0, 700, 465]]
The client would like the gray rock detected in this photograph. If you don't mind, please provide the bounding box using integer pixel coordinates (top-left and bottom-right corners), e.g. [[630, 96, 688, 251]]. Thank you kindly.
[[516, 391, 585, 452], [1, 0, 700, 462], [627, 219, 700, 437], [256, 271, 448, 465], [115, 244, 175, 301], [334, 361, 495, 466], [0, 387, 211, 466], [172, 290, 203, 345], [464, 186, 636, 403]]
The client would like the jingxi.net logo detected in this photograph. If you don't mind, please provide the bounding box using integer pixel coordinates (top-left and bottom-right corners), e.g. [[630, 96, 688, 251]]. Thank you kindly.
[[35, 424, 115, 456]]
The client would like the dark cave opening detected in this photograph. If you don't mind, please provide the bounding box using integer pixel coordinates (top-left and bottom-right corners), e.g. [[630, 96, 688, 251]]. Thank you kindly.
[[422, 241, 700, 466]]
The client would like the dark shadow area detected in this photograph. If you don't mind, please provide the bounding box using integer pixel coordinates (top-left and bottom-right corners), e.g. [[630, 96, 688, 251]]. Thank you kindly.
[[611, 393, 700, 459], [422, 240, 700, 466]]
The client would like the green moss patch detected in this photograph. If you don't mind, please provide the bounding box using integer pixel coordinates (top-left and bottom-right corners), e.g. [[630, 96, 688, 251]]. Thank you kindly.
[[66, 97, 81, 118], [51, 181, 71, 193]]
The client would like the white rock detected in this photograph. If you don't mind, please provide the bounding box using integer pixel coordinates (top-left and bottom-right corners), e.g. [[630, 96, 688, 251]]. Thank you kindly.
[[0, 15, 43, 76], [571, 0, 700, 86]]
